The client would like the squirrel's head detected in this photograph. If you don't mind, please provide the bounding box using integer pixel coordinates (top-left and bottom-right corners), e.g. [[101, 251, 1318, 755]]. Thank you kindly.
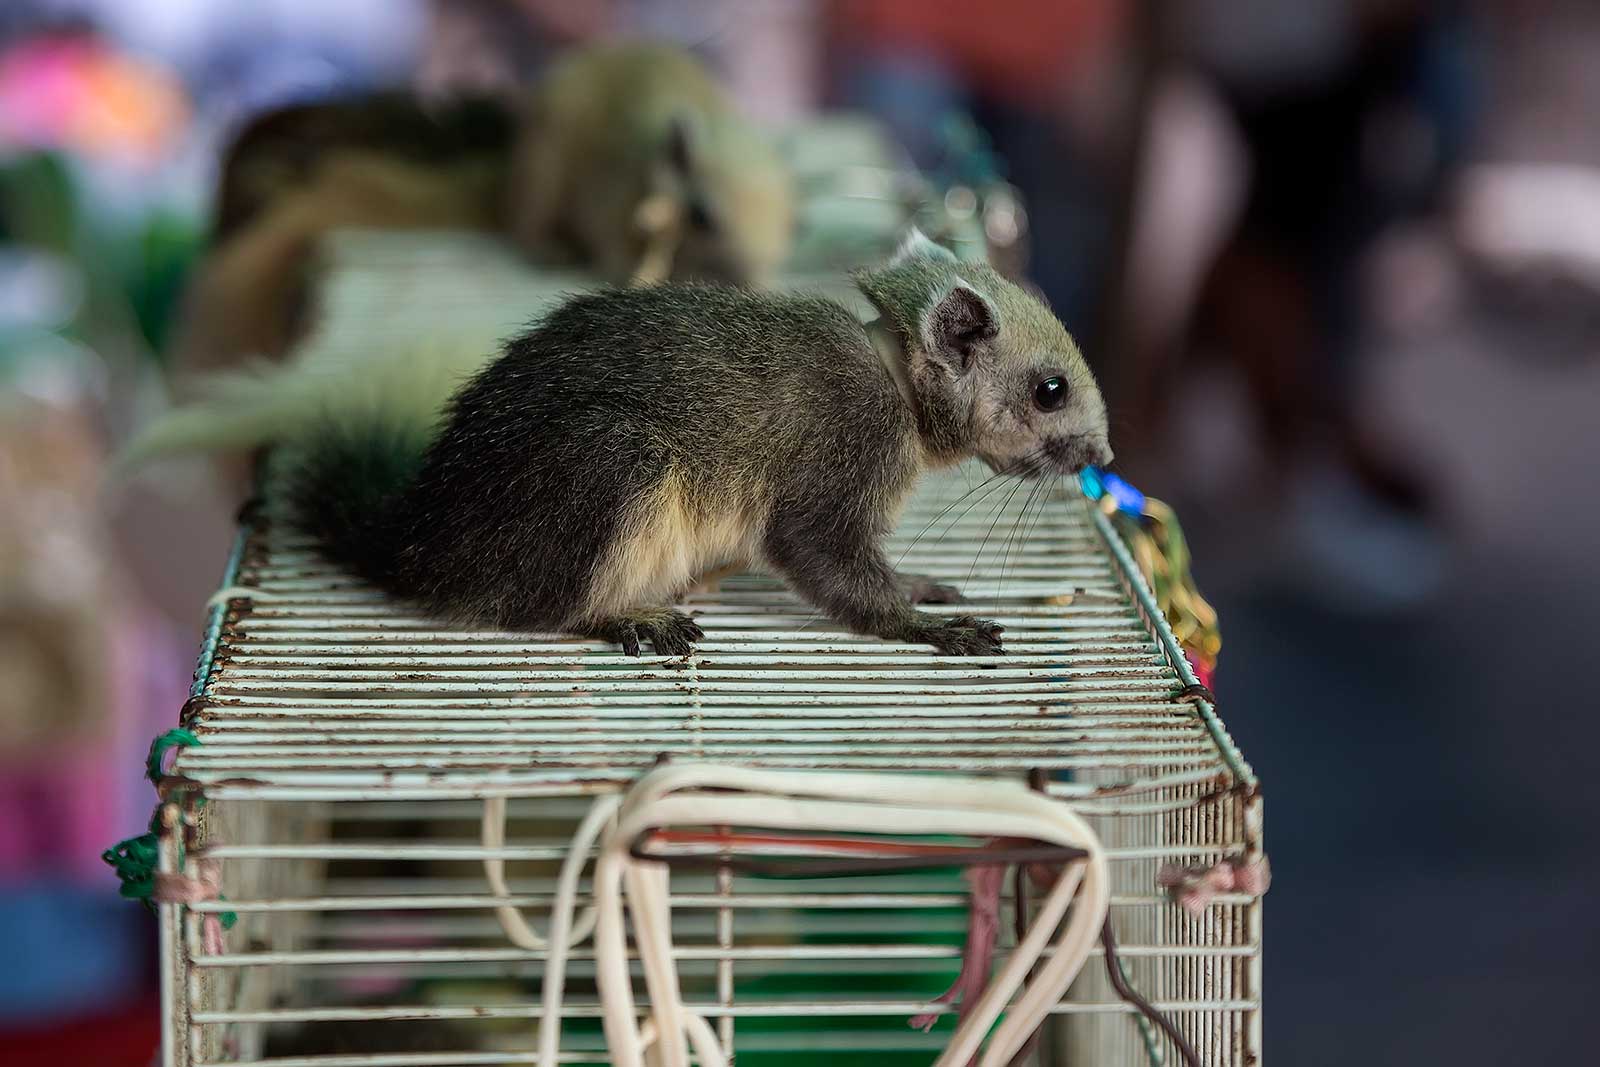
[[855, 230, 1111, 477], [653, 113, 794, 285]]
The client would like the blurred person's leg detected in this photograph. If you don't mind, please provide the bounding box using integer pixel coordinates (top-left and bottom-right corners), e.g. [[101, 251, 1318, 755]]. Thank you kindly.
[[1197, 232, 1322, 467], [1112, 71, 1248, 468], [1205, 8, 1477, 513]]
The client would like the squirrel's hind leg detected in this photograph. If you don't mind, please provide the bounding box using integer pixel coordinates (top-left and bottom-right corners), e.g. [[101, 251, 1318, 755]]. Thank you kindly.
[[583, 607, 704, 657]]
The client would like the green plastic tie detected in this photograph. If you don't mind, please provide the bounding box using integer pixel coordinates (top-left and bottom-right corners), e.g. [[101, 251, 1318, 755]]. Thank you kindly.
[[106, 729, 236, 928], [101, 811, 162, 909], [146, 727, 201, 784]]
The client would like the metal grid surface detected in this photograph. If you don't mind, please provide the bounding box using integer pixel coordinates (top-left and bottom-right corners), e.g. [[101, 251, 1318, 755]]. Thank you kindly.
[[185, 489, 1241, 795], [160, 232, 1262, 1067]]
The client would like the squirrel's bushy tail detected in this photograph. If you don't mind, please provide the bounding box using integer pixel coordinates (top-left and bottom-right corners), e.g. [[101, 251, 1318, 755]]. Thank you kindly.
[[120, 340, 492, 468], [275, 414, 432, 583], [119, 339, 496, 579]]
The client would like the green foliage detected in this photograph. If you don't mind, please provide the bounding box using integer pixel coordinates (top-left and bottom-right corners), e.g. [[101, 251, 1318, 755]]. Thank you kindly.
[[0, 150, 203, 362]]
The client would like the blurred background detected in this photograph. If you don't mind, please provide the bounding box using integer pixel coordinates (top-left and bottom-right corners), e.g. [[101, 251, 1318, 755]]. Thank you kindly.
[[1, 1, 1595, 1064]]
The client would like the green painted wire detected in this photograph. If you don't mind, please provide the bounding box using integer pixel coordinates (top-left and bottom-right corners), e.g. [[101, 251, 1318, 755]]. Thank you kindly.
[[1077, 488, 1227, 1066], [1085, 501, 1256, 788], [190, 523, 250, 697]]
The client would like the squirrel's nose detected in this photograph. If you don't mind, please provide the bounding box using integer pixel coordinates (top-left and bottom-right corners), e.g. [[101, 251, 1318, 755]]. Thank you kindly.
[[1046, 436, 1113, 473]]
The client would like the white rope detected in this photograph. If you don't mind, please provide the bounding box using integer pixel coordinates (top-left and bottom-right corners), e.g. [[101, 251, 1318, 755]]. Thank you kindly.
[[625, 860, 692, 1067], [534, 793, 622, 1067], [589, 764, 1110, 1067], [636, 1015, 724, 1067], [482, 765, 1109, 1065], [481, 795, 611, 950], [204, 584, 288, 610], [481, 792, 625, 1066]]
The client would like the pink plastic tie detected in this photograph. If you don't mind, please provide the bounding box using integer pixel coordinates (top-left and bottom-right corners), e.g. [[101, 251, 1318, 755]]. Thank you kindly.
[[1156, 856, 1271, 916], [154, 857, 227, 954]]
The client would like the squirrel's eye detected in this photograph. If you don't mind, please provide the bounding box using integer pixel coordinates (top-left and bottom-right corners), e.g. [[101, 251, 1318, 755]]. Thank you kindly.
[[1033, 376, 1067, 412]]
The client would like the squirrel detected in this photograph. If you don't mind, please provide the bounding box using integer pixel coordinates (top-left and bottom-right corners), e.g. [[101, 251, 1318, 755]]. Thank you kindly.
[[169, 43, 792, 379], [504, 41, 793, 287], [206, 43, 791, 278], [126, 231, 1109, 656]]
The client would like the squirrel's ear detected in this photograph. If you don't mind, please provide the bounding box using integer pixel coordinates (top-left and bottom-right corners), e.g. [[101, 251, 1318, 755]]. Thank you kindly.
[[890, 227, 959, 267], [922, 280, 998, 374]]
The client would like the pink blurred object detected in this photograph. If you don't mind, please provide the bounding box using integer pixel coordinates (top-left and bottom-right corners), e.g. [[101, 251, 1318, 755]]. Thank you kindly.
[[154, 859, 227, 955], [0, 607, 190, 882], [0, 31, 188, 161], [0, 355, 192, 882], [1156, 856, 1272, 916]]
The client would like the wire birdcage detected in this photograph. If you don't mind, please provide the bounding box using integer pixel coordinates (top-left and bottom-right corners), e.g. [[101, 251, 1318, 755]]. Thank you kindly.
[[147, 217, 1261, 1066]]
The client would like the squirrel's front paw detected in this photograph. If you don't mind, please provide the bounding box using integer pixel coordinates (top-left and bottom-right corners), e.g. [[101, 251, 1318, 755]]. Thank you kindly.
[[921, 615, 1004, 656]]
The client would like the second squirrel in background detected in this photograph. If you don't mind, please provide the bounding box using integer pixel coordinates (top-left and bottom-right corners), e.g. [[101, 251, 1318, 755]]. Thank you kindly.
[[170, 42, 795, 379], [505, 42, 793, 286]]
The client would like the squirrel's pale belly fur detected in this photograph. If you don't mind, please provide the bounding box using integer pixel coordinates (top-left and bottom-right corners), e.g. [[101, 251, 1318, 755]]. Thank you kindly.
[[587, 469, 767, 622]]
